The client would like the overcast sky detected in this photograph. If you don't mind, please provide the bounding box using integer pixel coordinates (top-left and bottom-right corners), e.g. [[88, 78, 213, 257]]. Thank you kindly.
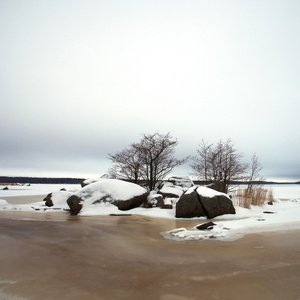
[[1, 0, 299, 181]]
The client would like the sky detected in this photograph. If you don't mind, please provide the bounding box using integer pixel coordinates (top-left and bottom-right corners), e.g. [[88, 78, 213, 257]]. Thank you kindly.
[[0, 0, 299, 182]]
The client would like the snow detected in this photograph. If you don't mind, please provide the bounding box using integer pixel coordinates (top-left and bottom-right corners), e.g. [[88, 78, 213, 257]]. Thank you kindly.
[[184, 186, 230, 200], [166, 176, 194, 189], [147, 193, 163, 205], [0, 184, 81, 197], [80, 202, 120, 215], [48, 191, 74, 209], [158, 182, 183, 197], [184, 186, 197, 195], [0, 183, 299, 241], [81, 178, 100, 186], [196, 186, 230, 198], [0, 199, 8, 206], [77, 179, 147, 204]]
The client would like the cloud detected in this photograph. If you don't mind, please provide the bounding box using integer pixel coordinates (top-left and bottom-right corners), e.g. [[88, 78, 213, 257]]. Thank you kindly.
[[0, 0, 299, 181]]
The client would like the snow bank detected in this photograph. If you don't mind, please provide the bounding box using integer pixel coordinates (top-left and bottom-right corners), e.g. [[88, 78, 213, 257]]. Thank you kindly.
[[77, 179, 147, 204]]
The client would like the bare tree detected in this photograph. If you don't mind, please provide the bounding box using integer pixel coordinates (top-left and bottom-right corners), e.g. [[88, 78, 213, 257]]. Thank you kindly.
[[246, 153, 264, 195], [108, 147, 143, 183], [108, 132, 188, 190], [191, 139, 249, 193], [191, 139, 213, 183]]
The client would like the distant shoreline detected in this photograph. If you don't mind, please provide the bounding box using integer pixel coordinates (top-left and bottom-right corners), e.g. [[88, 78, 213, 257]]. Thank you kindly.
[[0, 176, 299, 185], [0, 176, 84, 184]]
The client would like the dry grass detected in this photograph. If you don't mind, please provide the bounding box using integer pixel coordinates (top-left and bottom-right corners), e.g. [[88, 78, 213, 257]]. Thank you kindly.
[[233, 186, 276, 209]]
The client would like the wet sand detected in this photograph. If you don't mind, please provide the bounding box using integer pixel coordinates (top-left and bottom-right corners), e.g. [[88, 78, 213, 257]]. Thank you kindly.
[[0, 210, 300, 300], [0, 195, 46, 205]]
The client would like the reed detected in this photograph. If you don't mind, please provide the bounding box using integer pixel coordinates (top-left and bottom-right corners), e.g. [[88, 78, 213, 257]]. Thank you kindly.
[[233, 186, 275, 208]]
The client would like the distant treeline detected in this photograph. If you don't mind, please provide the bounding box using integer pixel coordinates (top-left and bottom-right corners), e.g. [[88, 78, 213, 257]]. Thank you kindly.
[[0, 176, 85, 184], [125, 179, 299, 185], [0, 176, 299, 185], [194, 180, 300, 185]]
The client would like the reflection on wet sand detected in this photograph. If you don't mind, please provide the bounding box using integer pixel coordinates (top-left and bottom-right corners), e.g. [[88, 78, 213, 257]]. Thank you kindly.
[[0, 211, 299, 300]]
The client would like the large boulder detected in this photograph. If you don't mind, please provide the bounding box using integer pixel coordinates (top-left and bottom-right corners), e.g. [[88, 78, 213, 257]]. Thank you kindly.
[[67, 179, 148, 215], [43, 193, 53, 206], [67, 195, 83, 215], [114, 193, 149, 210], [176, 186, 235, 219], [176, 187, 206, 218], [196, 186, 235, 219]]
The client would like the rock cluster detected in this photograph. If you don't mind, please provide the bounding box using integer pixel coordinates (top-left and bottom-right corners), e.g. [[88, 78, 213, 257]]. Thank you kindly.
[[144, 176, 194, 208], [39, 176, 235, 218]]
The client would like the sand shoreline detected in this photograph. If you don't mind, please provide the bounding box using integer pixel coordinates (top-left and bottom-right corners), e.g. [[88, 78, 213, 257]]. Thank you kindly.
[[0, 194, 47, 205], [0, 208, 300, 300]]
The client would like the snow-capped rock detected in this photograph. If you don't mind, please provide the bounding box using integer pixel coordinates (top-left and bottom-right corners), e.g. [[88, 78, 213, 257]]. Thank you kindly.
[[67, 179, 149, 215]]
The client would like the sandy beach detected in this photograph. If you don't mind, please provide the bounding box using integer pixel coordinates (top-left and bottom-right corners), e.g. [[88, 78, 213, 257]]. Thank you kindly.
[[0, 196, 300, 300], [0, 195, 47, 205]]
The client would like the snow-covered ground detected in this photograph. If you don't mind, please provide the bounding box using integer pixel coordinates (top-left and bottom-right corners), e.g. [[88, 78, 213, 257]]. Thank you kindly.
[[0, 183, 299, 241], [0, 183, 81, 197]]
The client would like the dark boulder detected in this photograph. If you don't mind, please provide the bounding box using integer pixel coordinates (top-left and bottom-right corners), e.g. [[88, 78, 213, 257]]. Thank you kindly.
[[113, 192, 149, 210], [176, 188, 206, 218], [197, 187, 235, 219], [43, 193, 53, 207], [176, 186, 235, 219], [67, 195, 83, 215]]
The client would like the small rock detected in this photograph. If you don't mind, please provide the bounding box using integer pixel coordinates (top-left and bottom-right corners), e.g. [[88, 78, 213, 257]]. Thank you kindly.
[[162, 204, 173, 209], [196, 222, 216, 230]]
